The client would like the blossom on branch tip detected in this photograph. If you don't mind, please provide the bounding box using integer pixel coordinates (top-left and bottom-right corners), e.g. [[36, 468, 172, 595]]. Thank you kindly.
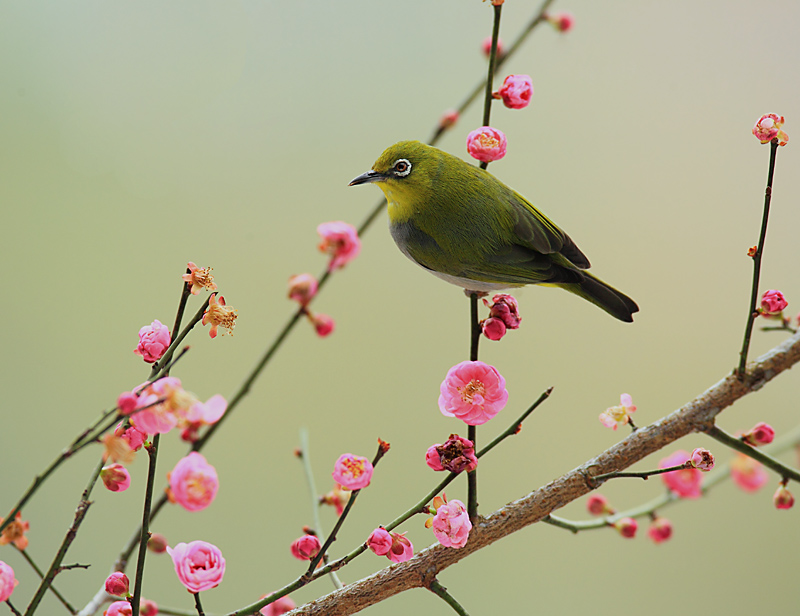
[[117, 391, 139, 415], [689, 448, 715, 471], [133, 319, 171, 363], [148, 533, 168, 554], [427, 496, 471, 549], [0, 561, 18, 603], [647, 518, 673, 544], [438, 361, 508, 426], [467, 126, 507, 163], [425, 434, 478, 474], [101, 464, 132, 493], [730, 453, 768, 492], [287, 274, 318, 306], [599, 393, 636, 431], [203, 294, 238, 338], [774, 484, 794, 510], [759, 289, 788, 317], [547, 12, 575, 32], [752, 114, 788, 146], [0, 512, 30, 550], [586, 494, 614, 516], [182, 262, 217, 295], [290, 534, 321, 561], [260, 594, 297, 616], [309, 312, 335, 338], [317, 221, 361, 271], [494, 75, 533, 110], [481, 317, 506, 341], [167, 452, 219, 512], [332, 453, 373, 490], [613, 517, 637, 538], [659, 450, 702, 499], [741, 422, 775, 446], [104, 572, 130, 597], [167, 540, 226, 593]]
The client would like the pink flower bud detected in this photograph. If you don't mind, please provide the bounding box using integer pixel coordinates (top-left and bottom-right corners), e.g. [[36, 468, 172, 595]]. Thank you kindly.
[[288, 274, 318, 306], [438, 360, 508, 426], [753, 114, 789, 146], [114, 422, 148, 452], [167, 541, 226, 593], [367, 528, 392, 556], [147, 533, 168, 554], [139, 599, 158, 616], [586, 494, 613, 516], [466, 126, 507, 163], [430, 498, 472, 548], [613, 517, 637, 538], [730, 453, 769, 492], [485, 294, 521, 329], [317, 221, 361, 271], [332, 453, 373, 490], [481, 36, 504, 58], [260, 595, 297, 616], [104, 572, 130, 597], [387, 532, 414, 563], [167, 452, 219, 512], [133, 320, 171, 364], [481, 317, 506, 341], [290, 534, 321, 561], [742, 422, 775, 446], [760, 289, 788, 315], [494, 75, 533, 110], [104, 601, 132, 616], [439, 109, 459, 130], [117, 392, 139, 415], [310, 313, 335, 338], [549, 12, 575, 32], [101, 464, 131, 493], [774, 484, 795, 510], [689, 448, 715, 472], [647, 518, 673, 544], [0, 561, 18, 603], [425, 435, 478, 474], [660, 450, 702, 498]]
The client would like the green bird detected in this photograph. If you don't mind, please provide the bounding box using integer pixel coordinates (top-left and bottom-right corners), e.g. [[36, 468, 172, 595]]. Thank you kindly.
[[349, 140, 639, 322]]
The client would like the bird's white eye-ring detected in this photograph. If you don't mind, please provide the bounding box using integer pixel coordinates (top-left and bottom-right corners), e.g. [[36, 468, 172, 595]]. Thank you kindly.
[[392, 159, 412, 177]]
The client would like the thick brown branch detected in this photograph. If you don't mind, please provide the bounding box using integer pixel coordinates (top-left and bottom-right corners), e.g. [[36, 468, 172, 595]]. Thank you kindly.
[[286, 332, 800, 616]]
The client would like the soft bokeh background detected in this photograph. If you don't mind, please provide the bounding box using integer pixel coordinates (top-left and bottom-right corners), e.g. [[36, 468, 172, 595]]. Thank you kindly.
[[2, 1, 799, 614]]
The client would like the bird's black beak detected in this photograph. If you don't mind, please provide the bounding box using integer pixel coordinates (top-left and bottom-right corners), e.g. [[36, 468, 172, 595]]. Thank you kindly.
[[349, 170, 386, 186]]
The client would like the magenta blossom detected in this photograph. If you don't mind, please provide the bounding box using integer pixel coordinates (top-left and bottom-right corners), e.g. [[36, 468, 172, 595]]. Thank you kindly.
[[647, 517, 673, 544], [613, 517, 637, 539], [366, 528, 392, 556], [659, 450, 702, 499], [438, 361, 508, 426], [290, 535, 321, 561], [167, 541, 226, 593], [753, 114, 788, 146], [310, 312, 335, 337], [168, 452, 219, 512], [429, 496, 471, 549], [101, 464, 131, 493], [0, 561, 18, 603], [117, 391, 139, 415], [104, 572, 130, 597], [760, 289, 788, 315], [549, 12, 575, 32], [317, 221, 361, 271], [467, 126, 507, 163], [425, 434, 478, 474], [386, 532, 414, 563], [495, 75, 533, 109], [482, 318, 506, 341], [481, 36, 504, 58], [114, 422, 148, 452], [332, 453, 373, 490], [104, 601, 132, 616], [133, 319, 171, 363], [774, 484, 794, 510], [586, 494, 613, 516], [742, 422, 775, 446]]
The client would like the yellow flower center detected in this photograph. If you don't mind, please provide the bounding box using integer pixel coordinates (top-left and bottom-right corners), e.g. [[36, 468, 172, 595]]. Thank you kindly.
[[458, 379, 485, 404]]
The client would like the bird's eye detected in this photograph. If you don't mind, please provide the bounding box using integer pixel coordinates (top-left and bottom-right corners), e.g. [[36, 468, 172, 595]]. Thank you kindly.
[[392, 159, 412, 177]]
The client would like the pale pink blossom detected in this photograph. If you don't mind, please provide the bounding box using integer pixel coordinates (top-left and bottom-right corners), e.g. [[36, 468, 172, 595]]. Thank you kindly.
[[494, 75, 533, 110], [104, 572, 130, 596], [438, 361, 508, 426], [760, 289, 788, 315], [320, 484, 350, 516], [290, 535, 321, 561], [481, 36, 504, 58], [167, 452, 219, 512], [425, 435, 478, 474], [689, 448, 715, 472], [310, 312, 335, 338], [101, 464, 131, 493], [130, 377, 190, 435], [730, 453, 769, 492], [753, 114, 789, 146], [466, 127, 507, 163], [613, 517, 637, 538], [133, 320, 171, 363], [148, 533, 168, 554], [167, 541, 226, 593], [0, 512, 29, 550], [660, 450, 702, 499], [317, 221, 361, 271], [386, 532, 414, 563], [599, 393, 636, 430], [482, 318, 506, 341], [260, 594, 297, 616], [430, 497, 472, 548], [287, 274, 318, 306], [203, 294, 238, 338], [647, 518, 673, 544], [140, 599, 158, 616], [774, 484, 794, 510], [549, 12, 575, 32], [117, 391, 139, 415], [367, 528, 392, 556], [182, 262, 217, 295], [104, 601, 132, 616], [742, 422, 775, 446], [332, 453, 373, 490], [586, 494, 613, 516], [0, 561, 18, 603]]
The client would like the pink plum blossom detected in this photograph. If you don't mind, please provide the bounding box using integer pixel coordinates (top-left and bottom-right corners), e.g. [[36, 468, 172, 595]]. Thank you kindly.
[[104, 572, 130, 597], [117, 391, 139, 415], [180, 395, 228, 442], [101, 464, 131, 493], [689, 448, 715, 472], [133, 320, 171, 364], [467, 126, 507, 163], [425, 434, 478, 474], [386, 532, 414, 563], [167, 541, 226, 593], [438, 361, 508, 426], [730, 453, 769, 492], [494, 75, 533, 110], [332, 453, 373, 490], [114, 422, 148, 452], [130, 377, 187, 435], [320, 484, 350, 516], [752, 114, 788, 146], [310, 312, 335, 337], [742, 422, 775, 446], [485, 294, 521, 329], [429, 497, 472, 549], [774, 484, 794, 510], [260, 594, 297, 616], [0, 561, 18, 603], [599, 393, 636, 430], [482, 318, 506, 341], [182, 262, 217, 295], [167, 452, 219, 512], [104, 601, 132, 616], [586, 494, 613, 516], [659, 450, 702, 499], [367, 528, 392, 556], [290, 535, 321, 561], [139, 599, 158, 616], [760, 289, 788, 316], [0, 512, 29, 550], [203, 294, 238, 338], [317, 221, 361, 271], [287, 274, 318, 306], [613, 517, 637, 538], [647, 518, 673, 544]]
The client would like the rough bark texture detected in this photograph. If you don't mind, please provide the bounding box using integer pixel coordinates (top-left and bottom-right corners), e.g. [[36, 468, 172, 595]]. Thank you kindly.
[[282, 332, 800, 616]]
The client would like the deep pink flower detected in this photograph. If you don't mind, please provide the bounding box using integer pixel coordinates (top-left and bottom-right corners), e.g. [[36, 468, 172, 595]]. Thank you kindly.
[[287, 274, 318, 306], [760, 289, 788, 315], [586, 494, 613, 516], [466, 126, 507, 163], [647, 518, 673, 544], [386, 532, 414, 563], [117, 391, 139, 415], [317, 221, 361, 271], [438, 361, 508, 426], [114, 422, 148, 452], [260, 594, 297, 616], [332, 453, 373, 490], [425, 435, 478, 474], [599, 393, 636, 430], [730, 453, 769, 492], [182, 262, 217, 295], [147, 533, 168, 554], [659, 450, 702, 499], [167, 541, 226, 593], [290, 535, 321, 561], [430, 497, 472, 549], [549, 12, 575, 32], [439, 109, 459, 130], [367, 528, 392, 556], [753, 114, 788, 146], [101, 464, 131, 493], [613, 517, 637, 538], [310, 312, 335, 338], [774, 484, 794, 510], [484, 294, 521, 329], [167, 452, 219, 512], [133, 320, 171, 364], [742, 422, 775, 446], [482, 318, 506, 341], [129, 377, 188, 435], [689, 448, 715, 472], [494, 75, 533, 110], [139, 599, 158, 616], [481, 36, 504, 58], [203, 294, 238, 338], [0, 561, 18, 603], [104, 572, 130, 597], [104, 601, 132, 616]]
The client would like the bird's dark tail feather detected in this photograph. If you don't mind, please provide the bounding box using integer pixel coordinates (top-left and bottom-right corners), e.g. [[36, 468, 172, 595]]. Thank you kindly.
[[559, 272, 639, 323]]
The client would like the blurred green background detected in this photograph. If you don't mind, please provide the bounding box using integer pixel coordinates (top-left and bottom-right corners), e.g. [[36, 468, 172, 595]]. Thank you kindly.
[[2, 1, 799, 614]]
